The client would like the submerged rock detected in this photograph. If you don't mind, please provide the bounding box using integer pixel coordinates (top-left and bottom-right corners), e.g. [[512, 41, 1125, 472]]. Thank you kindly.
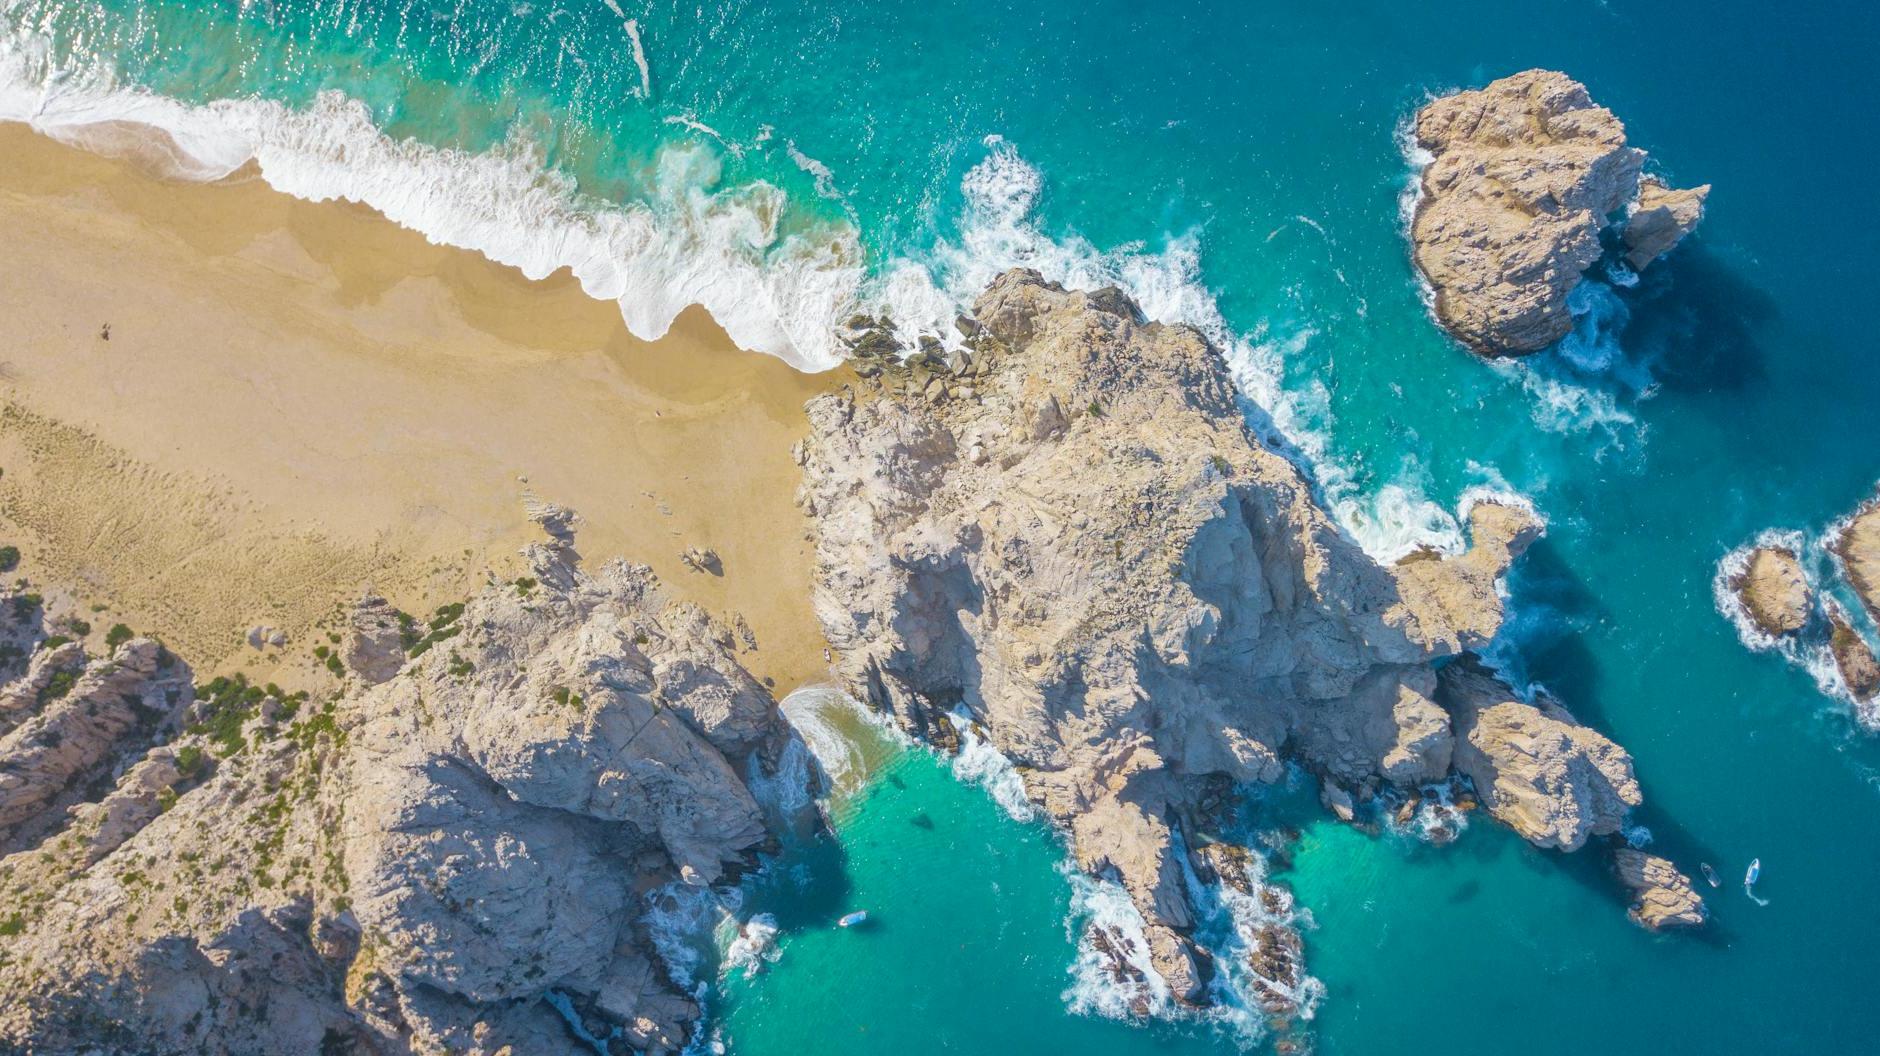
[[1613, 849, 1708, 930], [797, 268, 1652, 1001], [1409, 69, 1707, 355], [1730, 545, 1815, 637], [0, 518, 808, 1054]]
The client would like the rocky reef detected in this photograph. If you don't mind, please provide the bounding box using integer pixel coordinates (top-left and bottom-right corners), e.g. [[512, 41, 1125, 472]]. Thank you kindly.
[[1409, 69, 1709, 355], [0, 516, 810, 1054], [798, 269, 1690, 1010]]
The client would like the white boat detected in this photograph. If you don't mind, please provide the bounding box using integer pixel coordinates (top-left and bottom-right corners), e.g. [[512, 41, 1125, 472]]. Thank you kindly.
[[837, 910, 868, 928], [1700, 863, 1721, 888], [1744, 858, 1761, 886]]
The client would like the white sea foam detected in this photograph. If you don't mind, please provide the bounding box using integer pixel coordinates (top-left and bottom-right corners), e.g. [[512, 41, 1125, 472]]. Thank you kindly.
[[624, 18, 651, 98], [949, 708, 1037, 822], [0, 35, 860, 370], [720, 913, 782, 978], [1061, 866, 1178, 1020]]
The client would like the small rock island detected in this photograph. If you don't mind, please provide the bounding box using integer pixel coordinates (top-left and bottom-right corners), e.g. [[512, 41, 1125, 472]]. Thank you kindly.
[[1409, 69, 1709, 355]]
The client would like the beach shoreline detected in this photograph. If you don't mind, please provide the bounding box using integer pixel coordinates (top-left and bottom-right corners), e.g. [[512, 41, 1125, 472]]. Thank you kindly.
[[0, 122, 843, 691]]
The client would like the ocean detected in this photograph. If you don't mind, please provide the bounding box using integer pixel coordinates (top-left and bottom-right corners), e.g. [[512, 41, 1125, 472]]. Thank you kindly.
[[4, 0, 1879, 1051]]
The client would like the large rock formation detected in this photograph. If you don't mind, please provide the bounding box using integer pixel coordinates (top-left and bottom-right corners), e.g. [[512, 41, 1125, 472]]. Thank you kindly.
[[1410, 69, 1707, 355], [1729, 545, 1814, 638], [0, 523, 809, 1054], [797, 270, 1670, 1003], [1437, 656, 1640, 850], [1614, 849, 1707, 930]]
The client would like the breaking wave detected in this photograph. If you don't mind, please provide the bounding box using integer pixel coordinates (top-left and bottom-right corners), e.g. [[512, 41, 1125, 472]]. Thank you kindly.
[[0, 32, 864, 370]]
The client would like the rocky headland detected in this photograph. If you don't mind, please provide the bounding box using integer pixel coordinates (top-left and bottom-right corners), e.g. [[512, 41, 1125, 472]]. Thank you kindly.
[[0, 513, 812, 1054], [1409, 69, 1709, 355], [797, 269, 1697, 1011]]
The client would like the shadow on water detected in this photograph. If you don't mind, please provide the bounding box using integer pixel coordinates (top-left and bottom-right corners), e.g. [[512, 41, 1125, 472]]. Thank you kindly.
[[1622, 241, 1778, 396]]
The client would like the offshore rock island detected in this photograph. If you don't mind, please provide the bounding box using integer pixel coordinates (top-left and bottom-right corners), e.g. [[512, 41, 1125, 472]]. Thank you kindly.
[[1410, 69, 1709, 355]]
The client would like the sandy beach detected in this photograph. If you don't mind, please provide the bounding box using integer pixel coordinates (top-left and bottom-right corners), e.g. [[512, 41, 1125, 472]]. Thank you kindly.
[[0, 123, 842, 691]]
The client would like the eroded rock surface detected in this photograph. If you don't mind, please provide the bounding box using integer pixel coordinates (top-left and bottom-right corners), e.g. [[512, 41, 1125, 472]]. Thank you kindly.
[[1439, 655, 1640, 851], [1624, 177, 1710, 270], [0, 525, 807, 1054], [1833, 501, 1880, 625], [1614, 849, 1708, 930], [1410, 69, 1707, 355], [1730, 546, 1814, 637], [1828, 602, 1880, 712], [796, 269, 1669, 999]]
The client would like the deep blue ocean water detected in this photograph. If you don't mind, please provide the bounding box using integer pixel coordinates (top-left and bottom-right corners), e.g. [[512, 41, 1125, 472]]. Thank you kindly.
[[4, 1, 1879, 1051]]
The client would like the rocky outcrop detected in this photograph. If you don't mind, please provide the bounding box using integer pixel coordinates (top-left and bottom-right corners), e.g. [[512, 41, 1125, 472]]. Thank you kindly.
[[1730, 545, 1814, 637], [0, 520, 810, 1054], [797, 269, 1666, 1000], [1614, 849, 1708, 930], [0, 637, 189, 851], [1833, 501, 1880, 625], [1410, 69, 1707, 355], [342, 593, 407, 684], [1828, 602, 1880, 710], [1439, 656, 1640, 850], [1624, 177, 1710, 270]]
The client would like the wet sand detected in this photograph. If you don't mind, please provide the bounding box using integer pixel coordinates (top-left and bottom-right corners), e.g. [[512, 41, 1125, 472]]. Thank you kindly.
[[0, 123, 843, 691]]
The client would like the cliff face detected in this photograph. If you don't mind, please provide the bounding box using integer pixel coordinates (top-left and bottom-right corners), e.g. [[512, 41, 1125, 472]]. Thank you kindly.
[[0, 522, 807, 1054], [1410, 69, 1708, 355], [798, 269, 1672, 1005]]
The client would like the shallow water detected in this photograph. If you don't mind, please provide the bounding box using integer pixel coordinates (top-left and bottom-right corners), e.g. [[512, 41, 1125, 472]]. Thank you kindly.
[[6, 0, 1880, 1051]]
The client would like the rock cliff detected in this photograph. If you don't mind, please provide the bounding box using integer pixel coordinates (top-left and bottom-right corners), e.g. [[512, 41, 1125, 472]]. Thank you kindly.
[[0, 521, 808, 1054], [797, 269, 1677, 1006], [1409, 69, 1707, 355]]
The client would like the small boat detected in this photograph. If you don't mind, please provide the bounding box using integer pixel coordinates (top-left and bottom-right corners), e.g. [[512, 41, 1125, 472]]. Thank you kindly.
[[1744, 858, 1770, 906], [1700, 863, 1721, 888], [837, 911, 868, 928]]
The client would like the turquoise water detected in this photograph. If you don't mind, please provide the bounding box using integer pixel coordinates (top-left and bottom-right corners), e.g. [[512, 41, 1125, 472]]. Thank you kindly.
[[6, 0, 1880, 1052]]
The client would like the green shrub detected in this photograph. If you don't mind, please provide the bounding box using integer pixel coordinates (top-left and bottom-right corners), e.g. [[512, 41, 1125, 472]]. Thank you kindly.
[[37, 669, 77, 704], [0, 546, 18, 573]]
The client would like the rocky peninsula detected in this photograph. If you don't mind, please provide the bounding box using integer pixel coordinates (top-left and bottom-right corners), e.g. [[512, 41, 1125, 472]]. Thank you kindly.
[[0, 512, 813, 1053], [1409, 69, 1709, 355], [798, 269, 1701, 1004]]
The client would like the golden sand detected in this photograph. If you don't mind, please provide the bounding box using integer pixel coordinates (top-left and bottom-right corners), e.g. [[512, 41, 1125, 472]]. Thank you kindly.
[[0, 123, 844, 691]]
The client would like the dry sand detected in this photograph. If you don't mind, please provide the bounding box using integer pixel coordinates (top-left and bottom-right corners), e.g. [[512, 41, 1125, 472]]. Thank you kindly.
[[0, 123, 844, 691]]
